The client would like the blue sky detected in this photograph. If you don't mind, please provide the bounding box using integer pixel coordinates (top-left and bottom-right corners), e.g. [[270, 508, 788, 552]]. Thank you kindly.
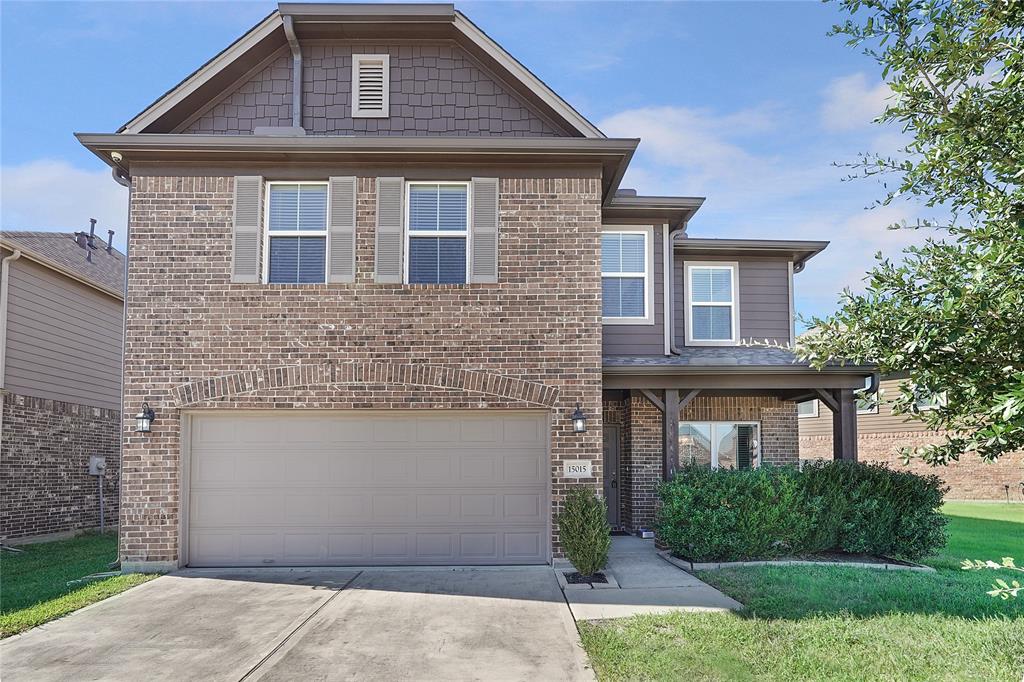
[[0, 1, 930, 324]]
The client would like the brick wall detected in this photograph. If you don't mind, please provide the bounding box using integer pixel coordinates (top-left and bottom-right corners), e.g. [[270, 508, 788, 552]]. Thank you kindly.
[[185, 42, 564, 136], [122, 172, 603, 568], [1, 392, 120, 539], [623, 393, 662, 533], [801, 433, 1024, 501]]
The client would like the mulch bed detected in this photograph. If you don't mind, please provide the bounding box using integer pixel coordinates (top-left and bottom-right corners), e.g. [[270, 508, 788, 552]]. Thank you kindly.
[[565, 571, 609, 585]]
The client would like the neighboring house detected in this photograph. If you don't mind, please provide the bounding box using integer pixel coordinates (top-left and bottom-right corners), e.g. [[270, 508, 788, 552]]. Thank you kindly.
[[77, 3, 873, 572], [799, 376, 1024, 501], [0, 229, 125, 540]]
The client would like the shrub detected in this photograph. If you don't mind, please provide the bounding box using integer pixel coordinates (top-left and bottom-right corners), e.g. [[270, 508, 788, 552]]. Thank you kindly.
[[655, 461, 947, 562], [656, 465, 815, 562], [558, 487, 611, 577]]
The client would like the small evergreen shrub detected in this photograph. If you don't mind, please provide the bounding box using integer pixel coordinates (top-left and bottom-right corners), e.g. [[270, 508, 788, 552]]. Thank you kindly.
[[558, 487, 611, 578], [655, 461, 947, 562]]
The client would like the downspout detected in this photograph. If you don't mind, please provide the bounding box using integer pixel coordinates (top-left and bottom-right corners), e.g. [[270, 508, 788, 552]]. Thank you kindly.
[[0, 249, 24, 451], [283, 16, 303, 130], [111, 164, 130, 565], [667, 222, 687, 355]]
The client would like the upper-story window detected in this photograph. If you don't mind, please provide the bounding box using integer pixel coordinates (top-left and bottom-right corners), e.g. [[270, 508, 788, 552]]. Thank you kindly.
[[685, 262, 738, 345], [406, 182, 469, 284], [914, 386, 947, 411], [797, 400, 818, 418], [602, 227, 653, 324], [352, 54, 390, 118], [856, 376, 878, 414], [265, 182, 328, 284]]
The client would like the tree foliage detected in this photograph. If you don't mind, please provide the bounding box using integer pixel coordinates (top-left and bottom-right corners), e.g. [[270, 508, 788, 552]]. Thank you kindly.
[[799, 0, 1024, 464]]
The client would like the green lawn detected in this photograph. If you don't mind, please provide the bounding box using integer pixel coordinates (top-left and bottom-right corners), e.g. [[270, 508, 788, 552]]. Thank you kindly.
[[579, 501, 1024, 681], [0, 532, 156, 638]]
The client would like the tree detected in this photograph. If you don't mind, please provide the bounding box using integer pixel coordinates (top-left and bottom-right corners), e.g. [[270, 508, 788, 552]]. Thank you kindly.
[[799, 0, 1024, 464]]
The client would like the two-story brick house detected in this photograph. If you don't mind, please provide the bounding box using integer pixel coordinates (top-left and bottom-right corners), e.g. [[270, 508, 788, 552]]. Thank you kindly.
[[78, 3, 872, 572]]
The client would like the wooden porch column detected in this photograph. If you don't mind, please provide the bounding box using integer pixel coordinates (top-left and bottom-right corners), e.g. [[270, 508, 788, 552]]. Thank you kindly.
[[832, 388, 858, 461], [663, 389, 680, 481]]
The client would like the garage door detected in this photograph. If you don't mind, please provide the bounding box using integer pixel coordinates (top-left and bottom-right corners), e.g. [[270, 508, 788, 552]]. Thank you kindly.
[[186, 411, 549, 567]]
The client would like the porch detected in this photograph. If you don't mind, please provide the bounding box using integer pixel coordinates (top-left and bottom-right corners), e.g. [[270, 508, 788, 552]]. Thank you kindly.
[[601, 348, 875, 533]]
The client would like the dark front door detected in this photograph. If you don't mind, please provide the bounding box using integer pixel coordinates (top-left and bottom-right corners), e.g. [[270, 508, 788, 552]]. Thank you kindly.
[[603, 425, 621, 526]]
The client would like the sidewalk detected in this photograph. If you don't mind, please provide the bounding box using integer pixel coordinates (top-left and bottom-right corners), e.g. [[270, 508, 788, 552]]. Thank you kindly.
[[563, 536, 743, 621]]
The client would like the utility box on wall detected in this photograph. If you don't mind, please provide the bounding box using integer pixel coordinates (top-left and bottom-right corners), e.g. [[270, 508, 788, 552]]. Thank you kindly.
[[88, 456, 107, 476]]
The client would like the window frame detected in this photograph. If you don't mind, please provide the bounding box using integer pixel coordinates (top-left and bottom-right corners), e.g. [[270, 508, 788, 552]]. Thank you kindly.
[[913, 387, 948, 411], [351, 53, 390, 119], [678, 421, 761, 469], [601, 225, 655, 325], [262, 180, 330, 285], [797, 400, 819, 419], [403, 180, 472, 286], [684, 261, 740, 346]]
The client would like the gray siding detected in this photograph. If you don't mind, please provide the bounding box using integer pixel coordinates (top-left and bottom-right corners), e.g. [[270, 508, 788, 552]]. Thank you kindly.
[[3, 257, 123, 410], [799, 377, 930, 437], [602, 224, 665, 356], [184, 42, 564, 137], [675, 256, 792, 347]]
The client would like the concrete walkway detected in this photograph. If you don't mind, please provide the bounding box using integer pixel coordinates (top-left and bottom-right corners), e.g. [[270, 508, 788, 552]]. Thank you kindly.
[[563, 536, 743, 621]]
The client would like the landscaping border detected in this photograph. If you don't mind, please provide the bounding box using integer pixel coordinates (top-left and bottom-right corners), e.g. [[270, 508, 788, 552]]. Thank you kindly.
[[554, 568, 621, 591], [657, 550, 936, 573]]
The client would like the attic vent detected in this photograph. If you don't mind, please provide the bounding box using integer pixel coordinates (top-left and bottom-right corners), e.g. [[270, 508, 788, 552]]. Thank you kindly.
[[352, 54, 390, 118]]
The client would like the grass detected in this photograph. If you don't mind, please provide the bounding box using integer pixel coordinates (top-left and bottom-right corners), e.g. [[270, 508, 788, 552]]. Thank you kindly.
[[0, 532, 156, 638], [579, 501, 1024, 681]]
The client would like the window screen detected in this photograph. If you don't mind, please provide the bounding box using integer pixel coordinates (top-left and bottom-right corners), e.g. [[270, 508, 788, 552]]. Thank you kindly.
[[407, 183, 468, 284], [688, 265, 735, 341], [602, 232, 647, 319], [267, 183, 327, 284]]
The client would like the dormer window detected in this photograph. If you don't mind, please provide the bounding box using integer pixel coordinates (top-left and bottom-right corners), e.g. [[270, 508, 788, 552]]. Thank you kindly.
[[352, 54, 390, 118]]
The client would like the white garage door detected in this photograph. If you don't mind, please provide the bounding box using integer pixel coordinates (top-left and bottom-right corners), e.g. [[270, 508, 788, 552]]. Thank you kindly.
[[186, 411, 549, 567]]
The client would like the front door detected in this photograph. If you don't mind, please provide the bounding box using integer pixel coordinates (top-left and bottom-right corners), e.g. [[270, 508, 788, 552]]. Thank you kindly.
[[602, 425, 620, 526]]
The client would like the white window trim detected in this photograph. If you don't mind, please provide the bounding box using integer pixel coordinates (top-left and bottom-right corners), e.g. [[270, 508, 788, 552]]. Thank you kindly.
[[262, 180, 330, 285], [679, 421, 761, 469], [352, 53, 390, 118], [601, 225, 655, 325], [403, 181, 471, 285], [914, 387, 948, 411], [797, 400, 819, 419], [684, 261, 740, 346]]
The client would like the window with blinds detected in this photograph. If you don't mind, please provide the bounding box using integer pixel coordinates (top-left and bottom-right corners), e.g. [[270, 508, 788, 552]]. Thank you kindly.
[[265, 183, 328, 284], [602, 230, 650, 322], [406, 182, 468, 284], [352, 54, 390, 118], [686, 263, 738, 344]]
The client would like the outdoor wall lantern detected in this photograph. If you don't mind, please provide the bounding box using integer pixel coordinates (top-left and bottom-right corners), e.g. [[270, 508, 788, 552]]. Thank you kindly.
[[135, 403, 156, 433], [571, 403, 588, 433]]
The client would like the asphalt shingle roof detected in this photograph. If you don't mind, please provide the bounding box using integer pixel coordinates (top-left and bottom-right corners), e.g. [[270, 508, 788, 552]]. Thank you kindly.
[[604, 346, 871, 369], [1, 230, 125, 295]]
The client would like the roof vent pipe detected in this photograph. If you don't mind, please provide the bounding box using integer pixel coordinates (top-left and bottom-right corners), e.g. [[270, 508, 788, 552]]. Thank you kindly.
[[283, 16, 303, 130], [107, 230, 115, 254]]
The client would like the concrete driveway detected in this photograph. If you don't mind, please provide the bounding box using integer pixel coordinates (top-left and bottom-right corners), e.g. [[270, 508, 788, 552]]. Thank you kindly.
[[0, 567, 593, 682]]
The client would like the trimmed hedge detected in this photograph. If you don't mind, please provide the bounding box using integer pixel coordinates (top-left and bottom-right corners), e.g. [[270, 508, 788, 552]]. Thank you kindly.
[[656, 460, 947, 562]]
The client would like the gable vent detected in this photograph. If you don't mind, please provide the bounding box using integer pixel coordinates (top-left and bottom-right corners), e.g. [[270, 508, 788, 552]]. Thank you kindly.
[[352, 54, 390, 118]]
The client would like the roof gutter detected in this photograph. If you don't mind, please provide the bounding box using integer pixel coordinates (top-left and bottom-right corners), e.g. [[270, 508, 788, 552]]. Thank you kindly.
[[282, 15, 303, 130], [602, 363, 877, 376]]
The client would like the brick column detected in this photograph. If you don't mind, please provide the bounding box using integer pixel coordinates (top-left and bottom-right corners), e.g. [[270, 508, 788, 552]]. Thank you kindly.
[[623, 392, 662, 532]]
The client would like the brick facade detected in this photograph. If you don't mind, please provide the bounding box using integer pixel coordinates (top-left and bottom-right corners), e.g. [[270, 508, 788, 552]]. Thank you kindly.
[[801, 433, 1024, 501], [121, 172, 603, 569], [1, 392, 120, 539], [603, 393, 800, 533]]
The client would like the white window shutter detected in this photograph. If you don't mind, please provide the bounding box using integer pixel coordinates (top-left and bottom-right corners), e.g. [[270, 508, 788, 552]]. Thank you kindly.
[[232, 176, 263, 283], [327, 176, 357, 283], [352, 54, 390, 118], [470, 177, 499, 283], [375, 177, 404, 283]]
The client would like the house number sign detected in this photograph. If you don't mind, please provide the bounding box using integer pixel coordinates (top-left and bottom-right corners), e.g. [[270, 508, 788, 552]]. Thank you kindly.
[[563, 460, 593, 478]]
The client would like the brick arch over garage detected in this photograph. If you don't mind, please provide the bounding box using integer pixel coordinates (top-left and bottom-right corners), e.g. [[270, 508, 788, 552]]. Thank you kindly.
[[169, 362, 560, 408]]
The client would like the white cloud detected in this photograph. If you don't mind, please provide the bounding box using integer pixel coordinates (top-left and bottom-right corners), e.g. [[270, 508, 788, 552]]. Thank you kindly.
[[1, 160, 128, 248], [820, 73, 891, 132]]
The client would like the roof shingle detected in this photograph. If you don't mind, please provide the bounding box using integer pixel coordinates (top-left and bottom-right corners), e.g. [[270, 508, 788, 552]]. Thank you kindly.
[[1, 230, 125, 295]]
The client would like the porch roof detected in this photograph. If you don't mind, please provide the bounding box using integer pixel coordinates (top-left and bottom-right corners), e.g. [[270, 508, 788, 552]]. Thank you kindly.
[[602, 347, 875, 390]]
